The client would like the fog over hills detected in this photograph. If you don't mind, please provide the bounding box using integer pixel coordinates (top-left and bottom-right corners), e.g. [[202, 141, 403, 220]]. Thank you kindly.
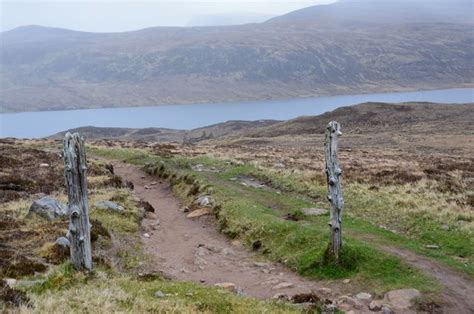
[[269, 0, 474, 24], [1, 0, 473, 113]]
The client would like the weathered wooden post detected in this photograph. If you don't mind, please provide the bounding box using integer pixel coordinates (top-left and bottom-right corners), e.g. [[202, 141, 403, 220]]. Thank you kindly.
[[324, 121, 344, 262], [64, 132, 92, 271]]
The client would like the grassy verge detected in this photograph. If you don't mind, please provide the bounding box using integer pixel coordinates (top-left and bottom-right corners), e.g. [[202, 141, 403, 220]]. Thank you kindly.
[[240, 166, 474, 277], [2, 145, 298, 313], [18, 263, 297, 313], [89, 146, 442, 294]]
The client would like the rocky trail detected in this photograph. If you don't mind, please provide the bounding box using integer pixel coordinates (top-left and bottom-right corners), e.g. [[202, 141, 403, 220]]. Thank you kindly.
[[112, 161, 474, 313]]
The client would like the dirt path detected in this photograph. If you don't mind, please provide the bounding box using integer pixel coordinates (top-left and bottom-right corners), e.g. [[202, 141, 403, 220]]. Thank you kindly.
[[379, 245, 474, 313], [114, 163, 332, 299], [350, 231, 474, 313], [113, 161, 474, 313], [113, 162, 335, 299]]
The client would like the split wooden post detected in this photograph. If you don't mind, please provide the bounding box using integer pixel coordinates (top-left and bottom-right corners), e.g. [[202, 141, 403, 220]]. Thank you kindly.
[[324, 121, 344, 262], [63, 132, 92, 271]]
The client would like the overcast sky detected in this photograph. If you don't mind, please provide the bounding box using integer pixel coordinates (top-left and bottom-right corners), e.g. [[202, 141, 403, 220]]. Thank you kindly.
[[0, 0, 336, 32]]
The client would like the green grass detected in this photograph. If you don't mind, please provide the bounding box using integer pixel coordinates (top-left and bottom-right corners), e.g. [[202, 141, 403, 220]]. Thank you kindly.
[[6, 150, 300, 313], [20, 263, 298, 313], [89, 188, 143, 235], [90, 146, 445, 294], [214, 160, 473, 277]]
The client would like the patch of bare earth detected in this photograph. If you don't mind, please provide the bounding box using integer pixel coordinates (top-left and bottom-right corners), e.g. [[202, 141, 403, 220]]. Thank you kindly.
[[113, 163, 342, 300]]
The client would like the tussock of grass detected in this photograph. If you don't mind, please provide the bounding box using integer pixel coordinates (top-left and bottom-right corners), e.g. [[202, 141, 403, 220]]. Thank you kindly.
[[19, 264, 298, 313], [89, 188, 143, 235]]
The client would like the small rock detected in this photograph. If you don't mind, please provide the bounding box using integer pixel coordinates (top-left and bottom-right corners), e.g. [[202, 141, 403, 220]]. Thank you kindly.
[[94, 200, 124, 212], [229, 177, 238, 181], [196, 246, 208, 256], [144, 185, 151, 189], [187, 208, 211, 218], [441, 224, 450, 231], [272, 282, 294, 290], [253, 262, 269, 268], [27, 197, 68, 220], [154, 290, 165, 298], [150, 181, 158, 186], [338, 296, 363, 309], [274, 162, 286, 169], [382, 305, 394, 314], [301, 208, 328, 216], [214, 282, 236, 291], [143, 233, 150, 238], [369, 300, 383, 311], [425, 244, 440, 249], [39, 163, 50, 167], [385, 288, 421, 310], [343, 279, 351, 284], [194, 195, 211, 207], [55, 237, 70, 248], [151, 220, 161, 230], [356, 292, 372, 301]]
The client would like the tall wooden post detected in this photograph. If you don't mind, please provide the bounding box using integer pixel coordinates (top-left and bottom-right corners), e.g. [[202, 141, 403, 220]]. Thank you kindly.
[[64, 132, 92, 271], [324, 121, 344, 262]]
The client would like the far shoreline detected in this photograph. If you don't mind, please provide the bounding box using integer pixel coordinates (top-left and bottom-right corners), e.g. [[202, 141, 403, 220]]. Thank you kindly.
[[1, 85, 473, 115]]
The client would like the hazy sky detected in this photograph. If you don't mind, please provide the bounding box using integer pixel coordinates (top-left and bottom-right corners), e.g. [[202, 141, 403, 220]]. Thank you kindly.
[[0, 0, 336, 32]]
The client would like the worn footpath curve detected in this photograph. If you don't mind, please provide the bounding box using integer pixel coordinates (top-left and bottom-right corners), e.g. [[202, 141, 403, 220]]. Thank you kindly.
[[113, 162, 474, 313], [379, 245, 474, 313], [112, 163, 346, 299]]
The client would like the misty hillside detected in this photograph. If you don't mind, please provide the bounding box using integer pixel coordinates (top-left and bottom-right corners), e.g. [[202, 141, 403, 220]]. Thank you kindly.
[[1, 0, 473, 113], [269, 0, 474, 25], [186, 13, 274, 26]]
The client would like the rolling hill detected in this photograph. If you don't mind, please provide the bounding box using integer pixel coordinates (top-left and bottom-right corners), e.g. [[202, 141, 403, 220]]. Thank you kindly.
[[244, 102, 474, 138], [1, 0, 473, 113], [50, 102, 474, 144], [50, 120, 279, 142]]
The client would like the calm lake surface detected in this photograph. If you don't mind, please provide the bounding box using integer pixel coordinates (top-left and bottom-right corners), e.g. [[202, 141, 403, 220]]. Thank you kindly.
[[1, 88, 473, 138]]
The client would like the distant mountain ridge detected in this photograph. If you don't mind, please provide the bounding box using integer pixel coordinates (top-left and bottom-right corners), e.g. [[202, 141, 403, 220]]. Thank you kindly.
[[1, 0, 473, 112]]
